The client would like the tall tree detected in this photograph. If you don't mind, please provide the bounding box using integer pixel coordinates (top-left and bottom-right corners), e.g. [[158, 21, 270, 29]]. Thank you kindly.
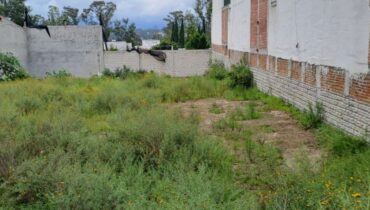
[[179, 18, 185, 48], [112, 18, 142, 46], [172, 17, 179, 43], [194, 0, 212, 42], [0, 0, 27, 26], [47, 5, 61, 25], [61, 6, 79, 25], [81, 1, 117, 43]]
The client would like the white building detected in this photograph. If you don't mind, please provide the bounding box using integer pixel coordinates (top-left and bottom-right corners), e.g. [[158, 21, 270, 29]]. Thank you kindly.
[[212, 0, 370, 138]]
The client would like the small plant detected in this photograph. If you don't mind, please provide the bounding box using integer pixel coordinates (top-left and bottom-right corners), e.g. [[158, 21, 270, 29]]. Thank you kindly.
[[206, 61, 228, 80], [301, 102, 324, 129], [209, 103, 224, 114], [244, 103, 261, 120], [0, 53, 29, 81], [228, 63, 253, 89], [45, 69, 72, 78]]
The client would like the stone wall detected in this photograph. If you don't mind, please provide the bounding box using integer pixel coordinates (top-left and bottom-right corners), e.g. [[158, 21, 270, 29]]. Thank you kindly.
[[104, 50, 211, 77]]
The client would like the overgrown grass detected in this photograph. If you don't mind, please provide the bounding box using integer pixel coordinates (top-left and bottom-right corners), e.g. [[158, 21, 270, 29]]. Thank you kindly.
[[0, 72, 368, 209]]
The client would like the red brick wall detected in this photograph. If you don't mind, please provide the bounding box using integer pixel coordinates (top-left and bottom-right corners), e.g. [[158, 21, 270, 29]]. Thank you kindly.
[[268, 56, 275, 72], [212, 44, 227, 55], [222, 8, 229, 45], [277, 58, 289, 77], [291, 61, 301, 81], [250, 0, 258, 50], [251, 0, 268, 51], [304, 64, 317, 87], [250, 53, 258, 68], [258, 0, 268, 50], [321, 67, 346, 95], [350, 74, 370, 104], [259, 54, 268, 70]]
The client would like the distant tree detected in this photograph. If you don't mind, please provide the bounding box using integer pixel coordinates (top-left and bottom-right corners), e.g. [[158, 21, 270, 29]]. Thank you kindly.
[[0, 0, 27, 26], [194, 0, 212, 43], [179, 18, 185, 48], [46, 5, 61, 25], [61, 6, 79, 25], [163, 10, 183, 41], [171, 17, 179, 43], [112, 18, 142, 46], [126, 23, 142, 46], [81, 1, 117, 42], [185, 32, 209, 49], [29, 14, 45, 25]]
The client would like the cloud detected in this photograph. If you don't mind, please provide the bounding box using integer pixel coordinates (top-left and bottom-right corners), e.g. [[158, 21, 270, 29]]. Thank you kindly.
[[25, 0, 195, 28]]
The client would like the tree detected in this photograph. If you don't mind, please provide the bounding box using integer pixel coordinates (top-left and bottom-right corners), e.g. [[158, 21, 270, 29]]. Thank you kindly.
[[194, 0, 212, 42], [179, 18, 185, 48], [61, 6, 79, 25], [81, 1, 117, 44], [171, 17, 179, 43], [0, 0, 27, 26], [47, 5, 61, 25], [112, 18, 142, 46]]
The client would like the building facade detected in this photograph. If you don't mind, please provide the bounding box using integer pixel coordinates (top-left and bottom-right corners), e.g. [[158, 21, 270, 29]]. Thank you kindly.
[[212, 0, 370, 138]]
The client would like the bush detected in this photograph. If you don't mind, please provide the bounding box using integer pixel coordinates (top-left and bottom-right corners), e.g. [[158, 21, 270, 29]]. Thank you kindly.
[[152, 40, 178, 50], [301, 102, 324, 129], [206, 61, 228, 80], [0, 53, 29, 81], [185, 32, 210, 50], [45, 70, 72, 78], [102, 66, 141, 80], [228, 64, 253, 89]]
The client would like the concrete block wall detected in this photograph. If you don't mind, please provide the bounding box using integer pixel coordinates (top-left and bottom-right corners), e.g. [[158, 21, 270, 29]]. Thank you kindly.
[[0, 17, 28, 67], [0, 17, 104, 77], [104, 50, 211, 77], [27, 26, 104, 77]]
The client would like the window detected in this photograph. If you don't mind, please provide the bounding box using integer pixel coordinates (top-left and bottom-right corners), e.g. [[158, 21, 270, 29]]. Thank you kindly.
[[224, 0, 231, 6]]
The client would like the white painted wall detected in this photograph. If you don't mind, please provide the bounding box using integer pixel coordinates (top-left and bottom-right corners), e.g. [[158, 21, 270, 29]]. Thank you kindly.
[[0, 17, 28, 68], [107, 41, 131, 51], [228, 0, 250, 51], [211, 0, 223, 45], [104, 50, 211, 77], [268, 0, 369, 74]]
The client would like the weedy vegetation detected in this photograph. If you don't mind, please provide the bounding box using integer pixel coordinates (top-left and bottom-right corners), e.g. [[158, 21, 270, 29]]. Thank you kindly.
[[0, 61, 368, 209]]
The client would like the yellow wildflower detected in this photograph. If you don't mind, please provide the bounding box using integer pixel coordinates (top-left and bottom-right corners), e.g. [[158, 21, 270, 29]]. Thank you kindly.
[[351, 192, 361, 198]]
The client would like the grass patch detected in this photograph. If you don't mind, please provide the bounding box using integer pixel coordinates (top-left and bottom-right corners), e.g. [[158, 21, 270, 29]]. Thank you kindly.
[[0, 72, 368, 209]]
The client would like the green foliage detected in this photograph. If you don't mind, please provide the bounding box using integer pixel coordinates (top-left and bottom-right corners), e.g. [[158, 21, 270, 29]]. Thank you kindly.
[[0, 73, 368, 209], [185, 32, 209, 49], [228, 64, 253, 89], [102, 66, 143, 80], [206, 60, 228, 80], [209, 103, 225, 114], [179, 18, 185, 48], [0, 53, 29, 81], [45, 70, 72, 78], [301, 102, 324, 129], [0, 75, 257, 209], [0, 0, 26, 26], [152, 39, 178, 50]]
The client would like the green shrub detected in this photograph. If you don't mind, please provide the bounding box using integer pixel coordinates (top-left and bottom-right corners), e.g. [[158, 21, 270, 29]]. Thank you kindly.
[[228, 64, 253, 89], [206, 61, 228, 80], [45, 70, 72, 78], [185, 32, 209, 49], [0, 53, 29, 81], [301, 102, 324, 129]]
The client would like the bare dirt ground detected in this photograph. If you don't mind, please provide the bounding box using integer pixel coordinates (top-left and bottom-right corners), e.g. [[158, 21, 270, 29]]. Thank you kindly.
[[172, 99, 322, 169]]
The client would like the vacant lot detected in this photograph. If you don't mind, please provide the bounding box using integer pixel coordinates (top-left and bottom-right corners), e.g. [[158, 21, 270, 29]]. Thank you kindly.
[[0, 72, 369, 209]]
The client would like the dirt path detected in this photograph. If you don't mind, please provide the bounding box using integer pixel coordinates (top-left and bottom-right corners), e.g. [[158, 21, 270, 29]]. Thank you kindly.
[[172, 99, 322, 169]]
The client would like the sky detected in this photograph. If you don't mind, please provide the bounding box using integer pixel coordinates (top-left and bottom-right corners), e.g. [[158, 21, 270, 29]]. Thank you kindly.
[[25, 0, 195, 29]]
